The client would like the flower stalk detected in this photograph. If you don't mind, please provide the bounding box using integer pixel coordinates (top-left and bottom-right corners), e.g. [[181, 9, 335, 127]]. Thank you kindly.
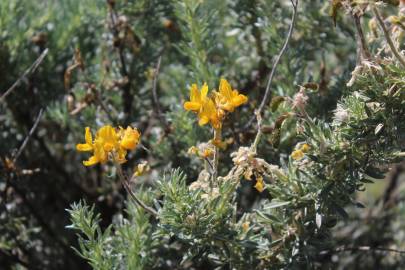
[[212, 128, 221, 185]]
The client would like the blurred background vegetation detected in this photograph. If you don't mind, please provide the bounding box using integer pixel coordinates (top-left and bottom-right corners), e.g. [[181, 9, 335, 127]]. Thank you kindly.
[[0, 0, 404, 269]]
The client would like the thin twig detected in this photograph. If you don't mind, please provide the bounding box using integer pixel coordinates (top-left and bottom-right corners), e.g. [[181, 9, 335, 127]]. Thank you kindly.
[[114, 160, 158, 217], [321, 245, 405, 255], [352, 13, 371, 63], [151, 56, 168, 127], [122, 180, 158, 217], [12, 108, 44, 163], [372, 6, 405, 68], [204, 157, 214, 173], [243, 0, 298, 130], [96, 94, 117, 124], [0, 48, 49, 103], [250, 111, 263, 154], [107, 1, 133, 123]]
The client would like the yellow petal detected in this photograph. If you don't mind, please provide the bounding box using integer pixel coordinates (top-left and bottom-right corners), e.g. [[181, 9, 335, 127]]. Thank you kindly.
[[219, 79, 233, 99], [300, 143, 310, 152], [232, 94, 248, 107], [76, 143, 93, 152], [291, 149, 305, 160], [254, 178, 265, 192], [204, 98, 217, 114], [104, 143, 115, 152], [201, 83, 208, 99], [223, 103, 234, 112], [120, 127, 140, 150], [190, 84, 199, 101], [93, 143, 108, 163], [201, 148, 213, 158], [85, 127, 93, 145], [184, 101, 201, 111], [198, 115, 209, 126], [97, 125, 118, 144], [83, 155, 99, 166]]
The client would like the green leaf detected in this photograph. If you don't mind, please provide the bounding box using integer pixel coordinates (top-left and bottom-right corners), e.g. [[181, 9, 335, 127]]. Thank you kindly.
[[263, 200, 291, 210]]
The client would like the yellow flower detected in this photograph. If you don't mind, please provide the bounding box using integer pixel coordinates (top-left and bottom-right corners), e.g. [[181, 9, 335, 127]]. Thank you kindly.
[[215, 79, 248, 112], [199, 97, 221, 129], [119, 126, 141, 150], [76, 125, 140, 166], [300, 143, 310, 153], [76, 127, 94, 152], [184, 83, 208, 112], [76, 127, 103, 166], [290, 143, 310, 161], [96, 125, 120, 152], [291, 149, 304, 160], [202, 148, 213, 158], [184, 83, 221, 129], [254, 176, 265, 192]]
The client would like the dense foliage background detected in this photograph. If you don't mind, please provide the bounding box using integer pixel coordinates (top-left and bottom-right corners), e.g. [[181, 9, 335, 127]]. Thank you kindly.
[[1, 0, 404, 269]]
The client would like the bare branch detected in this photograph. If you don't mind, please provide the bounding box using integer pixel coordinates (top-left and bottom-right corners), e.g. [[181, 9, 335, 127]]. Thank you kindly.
[[122, 180, 158, 217], [114, 160, 158, 217], [352, 13, 371, 63], [12, 108, 44, 163], [0, 48, 49, 103], [372, 6, 405, 68], [106, 1, 133, 124], [321, 245, 405, 255], [243, 0, 298, 130]]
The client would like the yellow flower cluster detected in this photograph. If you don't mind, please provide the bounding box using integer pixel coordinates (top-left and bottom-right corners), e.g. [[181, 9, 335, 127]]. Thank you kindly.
[[184, 79, 248, 129], [76, 125, 141, 166], [291, 143, 310, 161]]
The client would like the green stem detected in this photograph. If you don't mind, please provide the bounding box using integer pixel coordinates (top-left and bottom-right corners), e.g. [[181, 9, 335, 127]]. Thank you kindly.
[[212, 128, 222, 185]]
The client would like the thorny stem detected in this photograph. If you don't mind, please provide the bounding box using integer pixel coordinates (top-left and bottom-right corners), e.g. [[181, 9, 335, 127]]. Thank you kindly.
[[372, 6, 405, 68], [113, 159, 158, 217]]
